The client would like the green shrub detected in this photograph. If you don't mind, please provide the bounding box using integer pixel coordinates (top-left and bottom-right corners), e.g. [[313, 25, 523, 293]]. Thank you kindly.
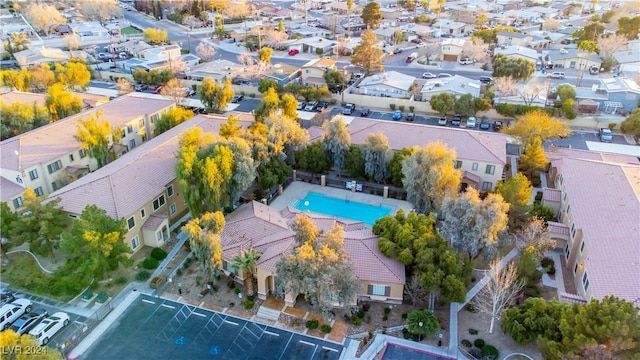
[[305, 319, 319, 330], [176, 269, 182, 276], [409, 106, 415, 112], [321, 324, 332, 333], [234, 288, 241, 294], [401, 312, 408, 319], [115, 276, 128, 285], [474, 338, 485, 348], [389, 104, 396, 110], [352, 316, 362, 326], [150, 276, 164, 289], [383, 314, 388, 321], [384, 307, 391, 314], [357, 310, 365, 318], [398, 105, 405, 112], [136, 270, 151, 281], [243, 300, 254, 310], [481, 345, 499, 359], [142, 257, 159, 269], [465, 303, 479, 313], [150, 248, 168, 261]]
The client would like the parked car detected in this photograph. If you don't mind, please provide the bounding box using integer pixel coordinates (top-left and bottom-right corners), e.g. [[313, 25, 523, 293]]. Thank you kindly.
[[288, 49, 299, 56], [451, 114, 462, 126], [493, 121, 503, 131], [134, 84, 148, 92], [151, 86, 163, 94], [438, 116, 448, 125], [410, 38, 422, 44], [297, 101, 306, 110], [479, 76, 493, 84], [183, 88, 196, 97], [599, 128, 613, 142], [29, 312, 70, 346], [8, 309, 48, 335], [304, 101, 317, 111], [342, 103, 354, 115], [0, 299, 32, 330], [406, 113, 415, 121], [422, 72, 437, 79], [466, 116, 477, 128], [316, 101, 328, 111], [438, 73, 453, 78], [549, 72, 565, 79], [393, 48, 403, 54], [0, 291, 16, 307], [406, 52, 418, 63], [231, 95, 244, 103], [392, 110, 402, 121], [458, 57, 474, 65], [479, 118, 490, 130], [360, 108, 370, 117], [589, 65, 600, 75]]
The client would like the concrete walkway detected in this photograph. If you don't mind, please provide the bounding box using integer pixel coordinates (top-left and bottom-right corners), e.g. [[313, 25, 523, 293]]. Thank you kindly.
[[6, 249, 54, 274]]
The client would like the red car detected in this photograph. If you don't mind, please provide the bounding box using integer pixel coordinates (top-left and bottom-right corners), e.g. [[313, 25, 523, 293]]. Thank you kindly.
[[151, 86, 163, 94], [288, 49, 299, 56]]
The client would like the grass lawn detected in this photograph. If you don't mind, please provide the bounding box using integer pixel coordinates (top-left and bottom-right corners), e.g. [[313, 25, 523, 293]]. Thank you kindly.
[[1, 253, 73, 301], [120, 26, 141, 35]]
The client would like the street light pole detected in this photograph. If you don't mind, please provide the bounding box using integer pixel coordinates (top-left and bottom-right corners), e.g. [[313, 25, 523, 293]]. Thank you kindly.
[[418, 321, 423, 342]]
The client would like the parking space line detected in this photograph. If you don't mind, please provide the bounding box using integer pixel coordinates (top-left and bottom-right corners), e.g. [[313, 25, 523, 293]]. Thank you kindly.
[[299, 340, 315, 346], [192, 312, 206, 317], [142, 299, 155, 304], [224, 320, 239, 326], [323, 346, 339, 352], [264, 331, 279, 336], [161, 304, 175, 309]]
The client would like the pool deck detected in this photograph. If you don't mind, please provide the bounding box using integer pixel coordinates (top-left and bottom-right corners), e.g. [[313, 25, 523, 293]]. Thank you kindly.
[[270, 182, 414, 218]]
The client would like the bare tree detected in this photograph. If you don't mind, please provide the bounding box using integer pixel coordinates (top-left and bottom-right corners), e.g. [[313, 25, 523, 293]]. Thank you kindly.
[[517, 217, 556, 260], [261, 28, 289, 48], [184, 15, 201, 29], [77, 0, 122, 23], [237, 52, 269, 81], [542, 19, 561, 31], [161, 79, 188, 105], [24, 3, 67, 36], [116, 78, 133, 95], [472, 259, 525, 334], [226, 0, 251, 19], [494, 76, 518, 103], [167, 57, 186, 75], [597, 34, 628, 62], [195, 42, 217, 61], [519, 86, 543, 105], [419, 41, 441, 65], [64, 33, 82, 57], [463, 37, 489, 63], [403, 274, 427, 305]]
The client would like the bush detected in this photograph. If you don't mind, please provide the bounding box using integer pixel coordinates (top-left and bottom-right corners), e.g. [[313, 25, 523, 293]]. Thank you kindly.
[[362, 302, 370, 312], [384, 307, 391, 314], [150, 248, 168, 261], [305, 319, 319, 330], [243, 300, 254, 310], [352, 316, 362, 326], [398, 105, 405, 112], [115, 276, 128, 285], [234, 288, 241, 295], [541, 257, 555, 275], [409, 106, 415, 112], [136, 270, 151, 281], [468, 328, 478, 335], [608, 122, 617, 130], [389, 104, 396, 110], [142, 257, 159, 269], [150, 276, 164, 289], [465, 303, 478, 313], [461, 339, 472, 348], [321, 324, 332, 333], [401, 312, 408, 319], [474, 338, 485, 348], [481, 345, 499, 360]]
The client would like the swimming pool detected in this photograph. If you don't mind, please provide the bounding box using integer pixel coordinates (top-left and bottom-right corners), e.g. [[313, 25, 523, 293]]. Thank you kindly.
[[293, 192, 393, 225]]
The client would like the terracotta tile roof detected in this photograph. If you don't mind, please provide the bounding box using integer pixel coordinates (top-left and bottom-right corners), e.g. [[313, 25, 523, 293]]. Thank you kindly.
[[462, 171, 481, 183], [1, 94, 175, 172], [0, 91, 46, 106], [546, 146, 640, 165], [558, 291, 587, 304], [142, 214, 167, 231], [543, 188, 562, 202], [552, 156, 640, 303], [547, 221, 569, 236], [47, 114, 253, 220], [318, 118, 506, 165], [0, 176, 24, 202], [220, 201, 406, 284]]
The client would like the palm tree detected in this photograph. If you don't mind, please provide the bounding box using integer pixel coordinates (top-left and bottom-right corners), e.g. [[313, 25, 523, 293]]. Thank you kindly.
[[232, 249, 261, 297]]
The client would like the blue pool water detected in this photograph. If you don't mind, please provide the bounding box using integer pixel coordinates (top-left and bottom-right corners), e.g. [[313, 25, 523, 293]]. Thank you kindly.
[[293, 192, 393, 225]]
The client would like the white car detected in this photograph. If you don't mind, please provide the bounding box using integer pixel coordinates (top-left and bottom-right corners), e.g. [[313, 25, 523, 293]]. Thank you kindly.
[[29, 312, 70, 345], [304, 101, 317, 111], [466, 116, 477, 128], [0, 298, 32, 330], [422, 72, 437, 79]]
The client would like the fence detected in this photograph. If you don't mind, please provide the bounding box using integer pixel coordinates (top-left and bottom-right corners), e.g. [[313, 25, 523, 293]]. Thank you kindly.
[[294, 170, 408, 200]]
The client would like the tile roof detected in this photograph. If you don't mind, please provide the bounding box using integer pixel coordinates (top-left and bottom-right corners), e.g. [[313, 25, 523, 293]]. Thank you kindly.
[[0, 91, 47, 106], [0, 176, 24, 202], [142, 214, 167, 231], [0, 94, 175, 172], [320, 117, 506, 165], [421, 75, 481, 98], [358, 71, 415, 92], [551, 156, 640, 303], [547, 221, 569, 237], [546, 146, 640, 165], [46, 114, 253, 220], [220, 201, 406, 284], [542, 188, 562, 202]]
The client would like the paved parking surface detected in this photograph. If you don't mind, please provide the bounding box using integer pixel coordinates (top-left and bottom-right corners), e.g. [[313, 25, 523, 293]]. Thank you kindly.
[[82, 295, 343, 360], [232, 98, 261, 113]]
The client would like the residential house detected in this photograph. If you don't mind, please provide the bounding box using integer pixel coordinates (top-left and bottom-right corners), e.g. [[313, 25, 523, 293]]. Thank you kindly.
[[110, 40, 153, 57], [290, 37, 336, 55], [72, 21, 109, 37], [420, 75, 482, 100], [398, 23, 434, 41], [290, 24, 331, 39], [310, 118, 507, 191], [0, 91, 108, 110], [47, 114, 254, 254], [357, 71, 416, 99], [327, 1, 362, 14], [219, 201, 406, 306], [374, 27, 399, 43], [544, 48, 602, 71], [496, 31, 533, 47], [143, 45, 182, 62], [331, 37, 361, 56], [437, 20, 471, 37], [264, 63, 301, 85], [494, 45, 539, 64], [613, 40, 640, 74], [185, 59, 238, 82], [13, 47, 71, 68], [380, 7, 404, 20], [544, 147, 640, 305], [440, 38, 465, 61], [0, 95, 176, 211], [596, 77, 640, 114], [300, 58, 337, 87]]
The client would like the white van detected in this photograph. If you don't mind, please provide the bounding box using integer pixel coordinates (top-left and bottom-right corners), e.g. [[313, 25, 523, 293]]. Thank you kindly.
[[549, 72, 565, 79], [0, 298, 32, 330]]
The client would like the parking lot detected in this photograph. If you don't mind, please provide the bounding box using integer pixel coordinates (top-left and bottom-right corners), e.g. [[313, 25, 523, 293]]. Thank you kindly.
[[82, 294, 344, 360]]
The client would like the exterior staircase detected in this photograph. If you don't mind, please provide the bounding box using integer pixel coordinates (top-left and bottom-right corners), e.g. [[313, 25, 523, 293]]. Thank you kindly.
[[255, 305, 281, 322]]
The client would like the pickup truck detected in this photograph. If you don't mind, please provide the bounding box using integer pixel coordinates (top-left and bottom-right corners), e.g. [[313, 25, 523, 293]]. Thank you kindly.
[[406, 52, 418, 63], [599, 128, 612, 142]]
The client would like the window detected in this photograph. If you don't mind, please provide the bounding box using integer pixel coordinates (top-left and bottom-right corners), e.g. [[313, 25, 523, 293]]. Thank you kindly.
[[139, 119, 144, 128], [454, 160, 462, 169], [153, 194, 166, 211], [69, 154, 74, 162], [566, 205, 571, 215], [571, 224, 576, 238], [150, 114, 159, 123], [369, 284, 389, 296], [582, 272, 589, 292], [52, 182, 59, 191], [482, 182, 492, 191], [121, 128, 126, 138], [580, 241, 585, 254], [565, 244, 570, 259], [574, 263, 578, 274], [34, 187, 44, 196], [130, 236, 139, 250], [223, 260, 237, 274], [485, 165, 495, 174], [68, 214, 79, 219], [127, 216, 135, 230], [79, 149, 87, 158], [128, 139, 136, 150], [140, 208, 146, 218], [169, 203, 176, 215], [167, 185, 174, 197], [156, 230, 163, 241], [472, 162, 478, 171], [47, 160, 62, 174], [127, 125, 134, 134], [13, 197, 23, 208], [559, 174, 563, 185], [28, 169, 38, 181]]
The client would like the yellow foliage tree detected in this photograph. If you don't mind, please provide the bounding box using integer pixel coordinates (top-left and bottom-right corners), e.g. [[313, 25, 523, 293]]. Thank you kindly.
[[506, 109, 571, 148], [143, 28, 169, 45], [0, 330, 64, 360]]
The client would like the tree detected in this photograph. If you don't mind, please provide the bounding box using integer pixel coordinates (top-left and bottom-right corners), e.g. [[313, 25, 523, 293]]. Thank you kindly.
[[373, 210, 471, 308], [403, 274, 426, 305], [440, 188, 509, 259], [237, 52, 268, 81], [344, 145, 366, 179], [161, 78, 188, 105], [402, 143, 461, 214], [232, 249, 261, 297], [577, 39, 598, 53], [519, 137, 548, 179], [3, 32, 30, 55], [300, 85, 330, 102], [195, 42, 216, 61], [55, 60, 91, 90], [30, 63, 55, 92], [0, 101, 51, 140], [154, 107, 194, 135], [597, 34, 628, 70], [322, 116, 351, 176], [264, 114, 309, 165], [572, 22, 604, 43], [116, 78, 133, 95], [45, 83, 83, 121], [0, 330, 64, 360], [275, 216, 359, 318], [296, 141, 332, 178], [620, 108, 640, 136], [219, 115, 244, 139], [361, 2, 382, 28], [257, 47, 273, 64], [59, 204, 131, 284], [388, 147, 416, 187], [617, 16, 640, 40], [75, 110, 113, 168], [183, 212, 225, 282], [406, 310, 439, 338], [219, 77, 235, 111], [143, 28, 169, 45], [77, 0, 121, 22], [253, 87, 280, 121], [492, 53, 535, 81], [258, 78, 282, 94], [24, 3, 67, 36], [199, 77, 222, 113], [505, 109, 571, 147], [517, 217, 556, 261], [454, 94, 474, 117], [324, 70, 344, 92], [1, 69, 32, 92], [472, 96, 491, 115], [463, 37, 489, 63], [519, 86, 543, 106], [279, 93, 298, 119], [472, 258, 525, 333], [502, 297, 566, 345], [362, 132, 390, 183], [430, 93, 457, 115], [262, 28, 289, 48], [391, 29, 404, 45], [9, 189, 66, 257], [351, 29, 384, 74], [64, 33, 82, 55], [497, 173, 533, 208]]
